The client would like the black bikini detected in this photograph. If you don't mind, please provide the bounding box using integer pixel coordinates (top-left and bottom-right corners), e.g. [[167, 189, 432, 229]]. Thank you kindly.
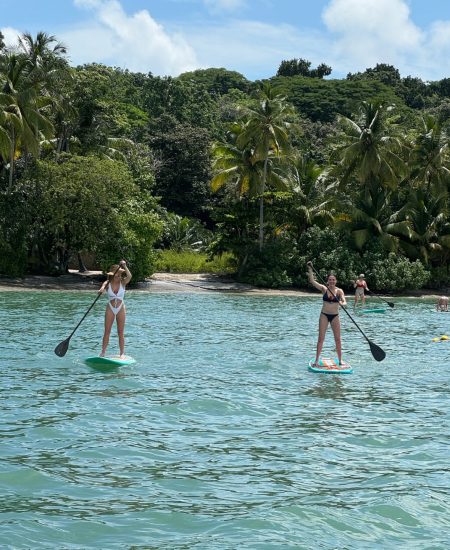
[[322, 290, 340, 323]]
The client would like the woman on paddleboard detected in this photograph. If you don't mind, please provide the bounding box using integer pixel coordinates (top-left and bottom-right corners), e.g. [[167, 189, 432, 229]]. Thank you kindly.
[[307, 262, 347, 366], [98, 260, 132, 358], [353, 274, 369, 307]]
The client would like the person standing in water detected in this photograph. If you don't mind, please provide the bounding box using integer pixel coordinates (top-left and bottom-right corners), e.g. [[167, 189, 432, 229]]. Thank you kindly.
[[307, 262, 347, 366], [436, 296, 449, 311], [98, 260, 132, 358], [353, 273, 369, 307]]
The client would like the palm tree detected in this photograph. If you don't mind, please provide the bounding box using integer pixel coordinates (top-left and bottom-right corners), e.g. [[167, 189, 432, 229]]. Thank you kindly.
[[237, 82, 294, 249], [18, 31, 67, 90], [332, 101, 405, 192], [399, 188, 450, 264], [0, 51, 54, 189], [211, 121, 265, 199], [409, 114, 450, 194], [0, 32, 68, 189], [338, 183, 412, 252], [288, 155, 334, 236]]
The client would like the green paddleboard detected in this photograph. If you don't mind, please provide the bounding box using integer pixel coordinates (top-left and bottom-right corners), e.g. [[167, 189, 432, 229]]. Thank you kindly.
[[84, 355, 136, 368], [308, 358, 353, 374], [361, 308, 386, 313]]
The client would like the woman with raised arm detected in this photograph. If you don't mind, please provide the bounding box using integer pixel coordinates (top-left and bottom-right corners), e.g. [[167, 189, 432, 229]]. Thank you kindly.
[[307, 261, 347, 366], [353, 273, 369, 307], [98, 260, 132, 358]]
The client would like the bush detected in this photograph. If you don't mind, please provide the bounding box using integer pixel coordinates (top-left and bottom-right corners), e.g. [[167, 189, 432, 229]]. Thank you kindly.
[[0, 190, 29, 277], [428, 265, 450, 289], [155, 250, 236, 274], [158, 213, 213, 252], [290, 226, 359, 288], [237, 240, 293, 288], [288, 226, 430, 291], [370, 254, 430, 291]]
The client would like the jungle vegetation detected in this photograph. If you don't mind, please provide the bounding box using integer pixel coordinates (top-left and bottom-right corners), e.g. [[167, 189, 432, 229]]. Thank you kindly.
[[1, 32, 450, 290]]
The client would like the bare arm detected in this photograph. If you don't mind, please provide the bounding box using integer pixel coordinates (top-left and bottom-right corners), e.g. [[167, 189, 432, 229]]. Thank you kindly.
[[98, 280, 108, 294], [339, 289, 347, 307], [307, 264, 325, 292], [120, 260, 132, 285]]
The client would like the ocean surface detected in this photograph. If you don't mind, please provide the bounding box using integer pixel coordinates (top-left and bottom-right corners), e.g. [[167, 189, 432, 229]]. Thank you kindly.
[[1, 290, 449, 549]]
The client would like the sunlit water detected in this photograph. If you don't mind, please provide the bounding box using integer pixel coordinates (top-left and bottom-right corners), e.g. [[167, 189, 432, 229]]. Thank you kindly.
[[1, 290, 449, 549]]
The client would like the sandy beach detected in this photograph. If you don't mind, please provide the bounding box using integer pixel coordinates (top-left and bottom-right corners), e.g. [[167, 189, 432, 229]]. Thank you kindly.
[[0, 270, 442, 299]]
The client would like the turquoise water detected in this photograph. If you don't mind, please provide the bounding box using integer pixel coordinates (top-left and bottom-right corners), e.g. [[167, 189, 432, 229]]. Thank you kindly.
[[1, 290, 449, 549]]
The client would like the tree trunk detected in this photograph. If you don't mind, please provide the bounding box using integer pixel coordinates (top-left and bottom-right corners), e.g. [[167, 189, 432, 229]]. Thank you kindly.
[[77, 252, 87, 272], [259, 154, 269, 251], [8, 126, 14, 192]]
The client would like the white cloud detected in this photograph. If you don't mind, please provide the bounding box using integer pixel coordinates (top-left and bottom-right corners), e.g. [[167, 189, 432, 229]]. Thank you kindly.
[[64, 0, 198, 75], [1, 26, 22, 48], [322, 0, 423, 71], [27, 0, 450, 81]]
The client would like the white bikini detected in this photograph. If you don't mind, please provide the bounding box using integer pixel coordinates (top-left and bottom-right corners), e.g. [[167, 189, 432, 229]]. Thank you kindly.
[[107, 283, 125, 316]]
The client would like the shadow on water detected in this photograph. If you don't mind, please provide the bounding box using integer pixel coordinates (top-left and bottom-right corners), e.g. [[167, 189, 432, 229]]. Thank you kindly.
[[305, 375, 350, 401]]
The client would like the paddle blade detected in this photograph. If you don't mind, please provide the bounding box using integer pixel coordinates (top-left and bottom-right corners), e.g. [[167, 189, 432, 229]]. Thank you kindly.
[[369, 340, 386, 361], [54, 337, 70, 357], [387, 302, 395, 308]]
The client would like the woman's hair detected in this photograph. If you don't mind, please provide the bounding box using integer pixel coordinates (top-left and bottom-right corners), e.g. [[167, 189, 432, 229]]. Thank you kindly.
[[327, 273, 337, 280]]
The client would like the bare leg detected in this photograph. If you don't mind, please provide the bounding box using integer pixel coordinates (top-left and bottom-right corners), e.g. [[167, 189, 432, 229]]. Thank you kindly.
[[330, 317, 342, 364], [116, 305, 126, 358], [101, 308, 115, 356], [315, 313, 329, 364]]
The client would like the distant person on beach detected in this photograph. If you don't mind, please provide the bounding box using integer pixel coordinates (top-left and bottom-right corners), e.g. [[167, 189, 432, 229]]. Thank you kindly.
[[307, 262, 347, 367], [98, 260, 132, 358], [436, 296, 448, 312], [354, 274, 369, 307]]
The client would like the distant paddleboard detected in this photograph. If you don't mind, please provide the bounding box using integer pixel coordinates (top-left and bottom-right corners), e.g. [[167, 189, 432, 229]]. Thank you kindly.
[[84, 355, 136, 368], [308, 358, 353, 374], [361, 308, 386, 313]]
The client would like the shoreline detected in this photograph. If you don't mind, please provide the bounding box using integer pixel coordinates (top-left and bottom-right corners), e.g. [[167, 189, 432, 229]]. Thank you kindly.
[[0, 270, 443, 299]]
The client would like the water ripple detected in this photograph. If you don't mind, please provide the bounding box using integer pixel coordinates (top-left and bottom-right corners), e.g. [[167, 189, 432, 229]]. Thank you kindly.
[[0, 292, 449, 548]]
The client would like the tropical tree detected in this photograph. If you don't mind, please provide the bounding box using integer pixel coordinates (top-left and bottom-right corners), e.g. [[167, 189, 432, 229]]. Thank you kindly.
[[0, 32, 69, 189], [399, 188, 450, 264], [287, 155, 334, 237], [0, 51, 54, 189], [408, 114, 450, 193], [337, 183, 412, 251], [211, 121, 262, 199], [237, 82, 294, 249], [331, 100, 406, 192]]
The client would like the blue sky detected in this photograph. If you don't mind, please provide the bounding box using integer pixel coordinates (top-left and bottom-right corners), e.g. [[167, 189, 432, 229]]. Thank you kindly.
[[3, 0, 450, 81]]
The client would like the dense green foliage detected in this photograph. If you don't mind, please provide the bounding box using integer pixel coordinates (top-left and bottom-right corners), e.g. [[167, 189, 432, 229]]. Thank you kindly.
[[156, 250, 235, 274], [1, 33, 449, 291]]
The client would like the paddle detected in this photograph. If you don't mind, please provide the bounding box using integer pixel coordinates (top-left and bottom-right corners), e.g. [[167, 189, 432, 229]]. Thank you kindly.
[[54, 263, 122, 357], [307, 261, 386, 362], [367, 289, 395, 308]]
